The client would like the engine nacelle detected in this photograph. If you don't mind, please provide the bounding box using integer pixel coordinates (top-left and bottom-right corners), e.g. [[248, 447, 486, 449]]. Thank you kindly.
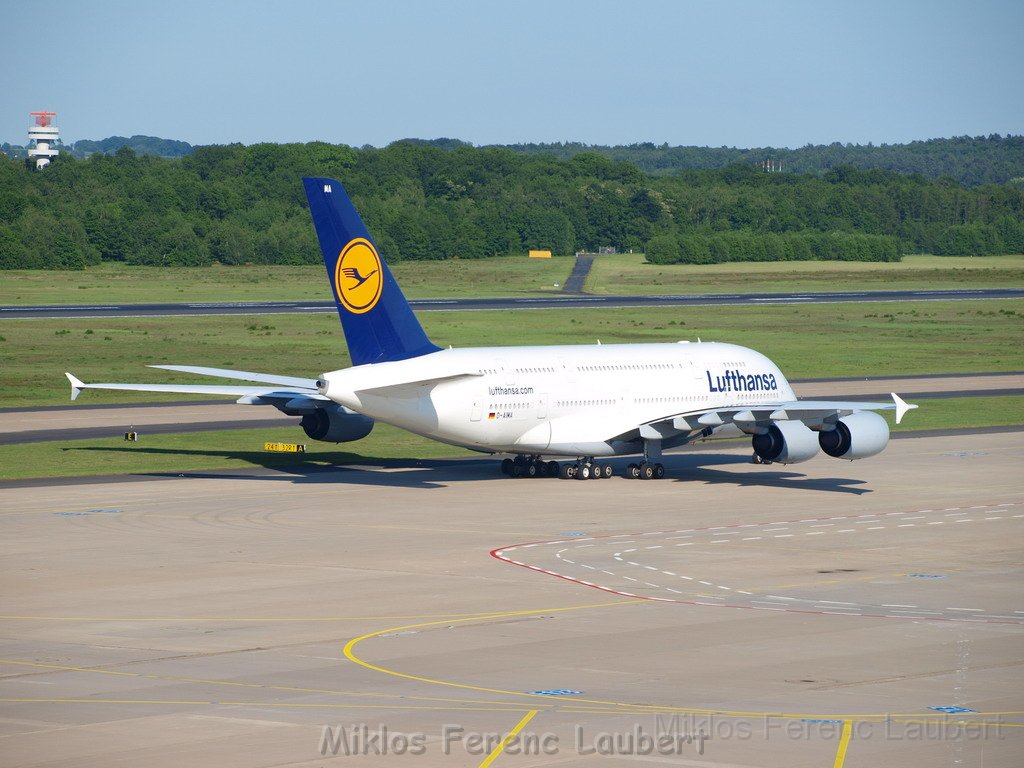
[[300, 405, 374, 443], [818, 411, 889, 460], [752, 420, 820, 464]]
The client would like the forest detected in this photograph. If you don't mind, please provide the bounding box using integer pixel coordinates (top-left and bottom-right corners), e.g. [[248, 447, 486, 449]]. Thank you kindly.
[[1, 140, 1022, 269]]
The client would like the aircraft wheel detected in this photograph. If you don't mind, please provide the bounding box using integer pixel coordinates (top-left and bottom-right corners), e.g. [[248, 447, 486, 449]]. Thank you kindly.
[[576, 463, 591, 480], [653, 463, 665, 480], [501, 458, 513, 476], [639, 462, 655, 480], [524, 461, 538, 478], [560, 464, 574, 479], [601, 464, 614, 478], [546, 460, 560, 477], [627, 463, 639, 479]]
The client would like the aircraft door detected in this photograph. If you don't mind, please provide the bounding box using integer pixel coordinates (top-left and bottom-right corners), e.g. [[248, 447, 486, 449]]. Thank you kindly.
[[537, 393, 548, 419], [470, 401, 482, 421]]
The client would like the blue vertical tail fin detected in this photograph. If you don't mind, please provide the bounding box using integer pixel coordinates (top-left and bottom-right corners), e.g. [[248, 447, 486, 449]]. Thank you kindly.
[[303, 177, 440, 366]]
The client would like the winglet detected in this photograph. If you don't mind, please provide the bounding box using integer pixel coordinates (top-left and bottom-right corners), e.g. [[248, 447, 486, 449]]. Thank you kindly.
[[891, 392, 917, 425], [65, 372, 85, 401]]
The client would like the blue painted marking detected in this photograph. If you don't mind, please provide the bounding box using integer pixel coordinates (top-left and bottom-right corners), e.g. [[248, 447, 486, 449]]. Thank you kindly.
[[55, 509, 124, 517], [801, 719, 843, 723], [909, 574, 945, 579], [559, 533, 588, 537], [928, 706, 976, 714], [528, 689, 581, 696]]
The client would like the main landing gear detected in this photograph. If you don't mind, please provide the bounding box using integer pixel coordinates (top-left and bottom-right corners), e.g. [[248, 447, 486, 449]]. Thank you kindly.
[[500, 455, 613, 480], [625, 461, 666, 480], [500, 455, 667, 480]]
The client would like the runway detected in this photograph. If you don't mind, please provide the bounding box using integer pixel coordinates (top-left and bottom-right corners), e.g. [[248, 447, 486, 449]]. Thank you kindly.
[[3, 286, 1023, 319], [0, 430, 1021, 766]]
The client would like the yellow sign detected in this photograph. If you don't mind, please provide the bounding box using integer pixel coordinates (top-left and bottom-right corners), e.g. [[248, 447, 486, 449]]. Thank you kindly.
[[335, 237, 384, 314], [528, 249, 552, 258], [264, 442, 306, 453]]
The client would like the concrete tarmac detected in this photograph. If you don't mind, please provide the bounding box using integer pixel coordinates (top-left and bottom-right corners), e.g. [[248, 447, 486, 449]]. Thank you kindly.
[[1, 430, 1021, 766]]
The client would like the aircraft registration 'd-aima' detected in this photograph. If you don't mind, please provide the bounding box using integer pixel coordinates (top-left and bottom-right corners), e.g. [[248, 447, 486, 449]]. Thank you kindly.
[[66, 177, 918, 481]]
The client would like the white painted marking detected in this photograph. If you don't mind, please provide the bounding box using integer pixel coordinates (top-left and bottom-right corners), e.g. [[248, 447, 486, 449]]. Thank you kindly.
[[867, 526, 885, 530], [742, 536, 762, 541], [711, 539, 731, 544], [946, 607, 984, 612], [644, 545, 663, 550], [897, 524, 916, 528], [774, 534, 794, 538], [805, 531, 825, 536], [883, 604, 918, 608], [698, 581, 713, 586]]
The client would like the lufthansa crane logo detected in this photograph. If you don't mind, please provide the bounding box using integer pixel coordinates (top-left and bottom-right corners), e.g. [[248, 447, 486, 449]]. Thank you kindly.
[[334, 238, 383, 314]]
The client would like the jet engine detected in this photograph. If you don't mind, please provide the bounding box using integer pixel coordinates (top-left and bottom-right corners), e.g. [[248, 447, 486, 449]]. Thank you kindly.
[[751, 420, 820, 464], [300, 404, 374, 443], [818, 411, 889, 460]]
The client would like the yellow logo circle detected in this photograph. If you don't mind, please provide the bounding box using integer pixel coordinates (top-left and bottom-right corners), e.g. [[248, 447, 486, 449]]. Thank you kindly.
[[334, 238, 383, 314]]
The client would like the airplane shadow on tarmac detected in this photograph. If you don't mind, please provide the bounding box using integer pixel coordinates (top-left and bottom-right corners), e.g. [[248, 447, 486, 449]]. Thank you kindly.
[[66, 446, 871, 494]]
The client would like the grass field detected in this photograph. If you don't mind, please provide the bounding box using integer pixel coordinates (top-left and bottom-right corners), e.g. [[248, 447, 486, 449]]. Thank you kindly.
[[1, 396, 1019, 482], [2, 255, 1023, 307], [0, 257, 574, 305], [586, 254, 1024, 295], [2, 300, 1021, 408]]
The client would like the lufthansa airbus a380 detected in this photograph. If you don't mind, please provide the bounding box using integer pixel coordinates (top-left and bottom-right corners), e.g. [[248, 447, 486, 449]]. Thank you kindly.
[[66, 177, 917, 481]]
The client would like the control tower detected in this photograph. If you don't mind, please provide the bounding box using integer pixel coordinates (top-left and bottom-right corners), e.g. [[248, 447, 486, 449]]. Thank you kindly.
[[28, 111, 60, 169]]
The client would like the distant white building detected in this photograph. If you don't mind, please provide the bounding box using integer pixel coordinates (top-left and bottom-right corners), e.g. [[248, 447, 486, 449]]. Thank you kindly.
[[27, 111, 59, 169]]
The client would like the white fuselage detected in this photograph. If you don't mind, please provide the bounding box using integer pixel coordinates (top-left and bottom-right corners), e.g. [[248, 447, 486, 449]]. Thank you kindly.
[[319, 341, 795, 457]]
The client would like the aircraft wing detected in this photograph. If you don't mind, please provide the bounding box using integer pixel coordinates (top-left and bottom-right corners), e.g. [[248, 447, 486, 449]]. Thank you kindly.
[[613, 393, 917, 444], [147, 365, 319, 389], [64, 372, 327, 409]]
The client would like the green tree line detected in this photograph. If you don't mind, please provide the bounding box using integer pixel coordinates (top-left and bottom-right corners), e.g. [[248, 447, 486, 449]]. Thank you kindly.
[[498, 134, 1024, 187], [0, 142, 1022, 270]]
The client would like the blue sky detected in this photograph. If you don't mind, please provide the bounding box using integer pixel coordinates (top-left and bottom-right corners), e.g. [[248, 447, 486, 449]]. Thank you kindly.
[[2, 0, 1021, 148]]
